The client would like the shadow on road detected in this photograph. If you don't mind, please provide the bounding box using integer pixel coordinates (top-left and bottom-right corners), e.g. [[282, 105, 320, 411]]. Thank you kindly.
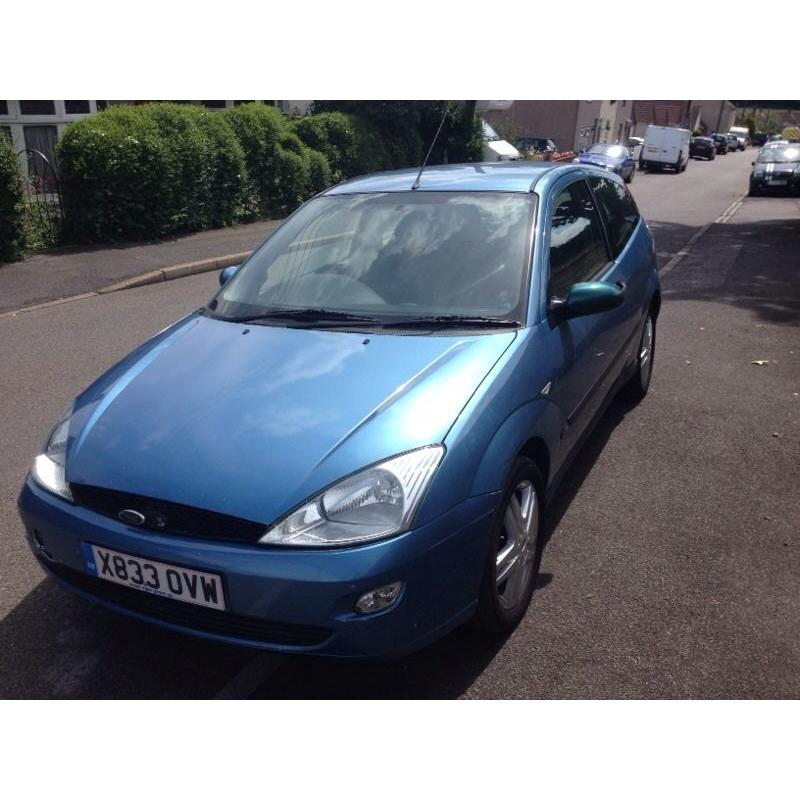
[[662, 212, 800, 326], [0, 576, 253, 699]]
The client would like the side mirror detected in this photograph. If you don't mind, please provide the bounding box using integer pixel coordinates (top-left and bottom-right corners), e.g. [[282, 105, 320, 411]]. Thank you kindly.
[[553, 281, 624, 319], [219, 264, 240, 287]]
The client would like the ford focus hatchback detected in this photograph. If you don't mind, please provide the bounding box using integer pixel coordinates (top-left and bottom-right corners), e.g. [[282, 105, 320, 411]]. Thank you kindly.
[[19, 162, 660, 658]]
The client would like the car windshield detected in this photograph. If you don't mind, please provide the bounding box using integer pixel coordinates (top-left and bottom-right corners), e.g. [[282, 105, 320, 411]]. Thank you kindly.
[[213, 192, 535, 325], [482, 120, 500, 141], [588, 144, 628, 158], [757, 146, 800, 164]]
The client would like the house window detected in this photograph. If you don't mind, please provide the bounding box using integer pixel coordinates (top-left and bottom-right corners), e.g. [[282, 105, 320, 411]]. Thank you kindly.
[[19, 100, 56, 115], [234, 101, 255, 106], [1, 125, 11, 142], [201, 101, 226, 109], [23, 125, 59, 185], [96, 101, 108, 110], [64, 100, 90, 114], [0, 101, 8, 115]]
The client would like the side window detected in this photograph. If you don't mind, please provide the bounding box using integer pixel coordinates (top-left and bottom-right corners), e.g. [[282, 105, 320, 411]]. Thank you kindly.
[[548, 180, 608, 299], [590, 176, 640, 257]]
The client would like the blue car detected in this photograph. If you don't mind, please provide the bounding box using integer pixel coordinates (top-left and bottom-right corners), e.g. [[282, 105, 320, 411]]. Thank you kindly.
[[574, 143, 637, 183], [18, 161, 660, 659]]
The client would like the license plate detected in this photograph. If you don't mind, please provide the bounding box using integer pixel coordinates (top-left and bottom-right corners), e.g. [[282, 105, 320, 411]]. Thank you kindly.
[[768, 179, 787, 185], [82, 543, 226, 610]]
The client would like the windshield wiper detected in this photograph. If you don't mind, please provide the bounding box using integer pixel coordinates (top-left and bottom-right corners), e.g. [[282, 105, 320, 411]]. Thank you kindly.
[[223, 307, 381, 325], [379, 315, 520, 329]]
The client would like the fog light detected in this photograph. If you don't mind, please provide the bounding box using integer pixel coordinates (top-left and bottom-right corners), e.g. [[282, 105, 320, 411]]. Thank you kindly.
[[355, 582, 403, 615]]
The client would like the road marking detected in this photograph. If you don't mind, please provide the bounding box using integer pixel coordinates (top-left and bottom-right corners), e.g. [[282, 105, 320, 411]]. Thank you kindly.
[[659, 193, 746, 279], [213, 652, 285, 700]]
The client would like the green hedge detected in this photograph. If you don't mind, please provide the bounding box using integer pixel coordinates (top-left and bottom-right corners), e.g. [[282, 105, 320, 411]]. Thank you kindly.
[[58, 104, 246, 242], [0, 134, 26, 262], [223, 104, 334, 216], [311, 101, 482, 169], [53, 101, 480, 247], [292, 111, 392, 181]]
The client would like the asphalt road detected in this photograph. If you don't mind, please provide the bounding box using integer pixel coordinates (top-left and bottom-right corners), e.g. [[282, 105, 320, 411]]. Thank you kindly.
[[1, 149, 797, 698]]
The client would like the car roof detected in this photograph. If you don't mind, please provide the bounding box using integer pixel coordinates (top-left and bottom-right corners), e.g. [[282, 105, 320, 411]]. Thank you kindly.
[[325, 161, 571, 195]]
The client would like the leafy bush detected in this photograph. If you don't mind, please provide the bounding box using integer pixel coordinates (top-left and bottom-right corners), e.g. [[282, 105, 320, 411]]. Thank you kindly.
[[144, 103, 214, 232], [292, 112, 350, 181], [58, 105, 171, 241], [311, 101, 482, 169], [223, 103, 291, 218], [293, 111, 393, 181], [58, 104, 246, 242], [195, 110, 247, 228], [306, 148, 332, 195], [0, 134, 26, 262]]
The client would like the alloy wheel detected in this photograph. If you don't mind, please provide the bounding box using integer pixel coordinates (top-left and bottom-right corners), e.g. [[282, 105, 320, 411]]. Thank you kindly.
[[495, 480, 538, 610], [639, 315, 654, 388]]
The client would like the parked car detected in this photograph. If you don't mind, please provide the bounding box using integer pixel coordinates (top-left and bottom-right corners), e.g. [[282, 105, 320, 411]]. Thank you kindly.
[[18, 162, 661, 658], [752, 132, 768, 147], [728, 126, 750, 149], [726, 133, 741, 152], [574, 142, 636, 183], [711, 133, 729, 154], [482, 120, 521, 161], [689, 136, 716, 160], [749, 144, 800, 196], [516, 136, 556, 156], [639, 124, 691, 172]]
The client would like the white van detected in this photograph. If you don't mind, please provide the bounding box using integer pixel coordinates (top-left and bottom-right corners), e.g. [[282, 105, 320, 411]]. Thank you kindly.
[[639, 125, 691, 172], [728, 126, 750, 150], [481, 120, 521, 161]]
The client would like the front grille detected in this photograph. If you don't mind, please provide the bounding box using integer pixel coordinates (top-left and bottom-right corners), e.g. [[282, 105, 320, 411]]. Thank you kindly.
[[44, 560, 332, 648], [70, 483, 266, 544]]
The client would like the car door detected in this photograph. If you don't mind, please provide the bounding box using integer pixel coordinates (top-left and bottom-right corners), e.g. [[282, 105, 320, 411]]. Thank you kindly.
[[544, 176, 618, 451], [587, 174, 650, 380]]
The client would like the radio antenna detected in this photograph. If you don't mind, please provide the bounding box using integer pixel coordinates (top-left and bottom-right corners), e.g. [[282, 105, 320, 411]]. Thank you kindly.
[[411, 105, 449, 190]]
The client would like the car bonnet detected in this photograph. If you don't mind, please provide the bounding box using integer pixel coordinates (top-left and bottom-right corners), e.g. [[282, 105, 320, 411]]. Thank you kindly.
[[64, 314, 517, 525]]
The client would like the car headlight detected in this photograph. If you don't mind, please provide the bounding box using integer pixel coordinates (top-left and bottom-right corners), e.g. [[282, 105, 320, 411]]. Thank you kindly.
[[260, 445, 444, 547], [31, 407, 73, 501]]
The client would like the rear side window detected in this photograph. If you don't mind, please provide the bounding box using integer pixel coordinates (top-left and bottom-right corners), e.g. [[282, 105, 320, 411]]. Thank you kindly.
[[548, 180, 609, 298], [589, 176, 640, 257]]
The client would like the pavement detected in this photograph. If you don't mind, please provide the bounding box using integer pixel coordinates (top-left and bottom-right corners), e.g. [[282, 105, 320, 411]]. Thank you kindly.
[[0, 148, 798, 698], [0, 220, 281, 314]]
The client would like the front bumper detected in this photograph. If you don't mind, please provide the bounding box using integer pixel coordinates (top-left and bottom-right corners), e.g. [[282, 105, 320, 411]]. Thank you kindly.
[[750, 173, 800, 193], [18, 477, 498, 659]]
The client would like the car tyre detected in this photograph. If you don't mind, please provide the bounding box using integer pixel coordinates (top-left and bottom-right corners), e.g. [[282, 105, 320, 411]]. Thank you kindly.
[[623, 311, 656, 402], [475, 457, 543, 633]]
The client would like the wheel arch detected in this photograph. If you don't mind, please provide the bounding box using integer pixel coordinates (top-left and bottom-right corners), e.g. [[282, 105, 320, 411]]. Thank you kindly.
[[469, 399, 562, 499], [518, 437, 551, 492], [650, 289, 661, 320]]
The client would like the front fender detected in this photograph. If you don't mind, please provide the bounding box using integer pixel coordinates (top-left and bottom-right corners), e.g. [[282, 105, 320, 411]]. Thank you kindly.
[[470, 397, 563, 497]]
